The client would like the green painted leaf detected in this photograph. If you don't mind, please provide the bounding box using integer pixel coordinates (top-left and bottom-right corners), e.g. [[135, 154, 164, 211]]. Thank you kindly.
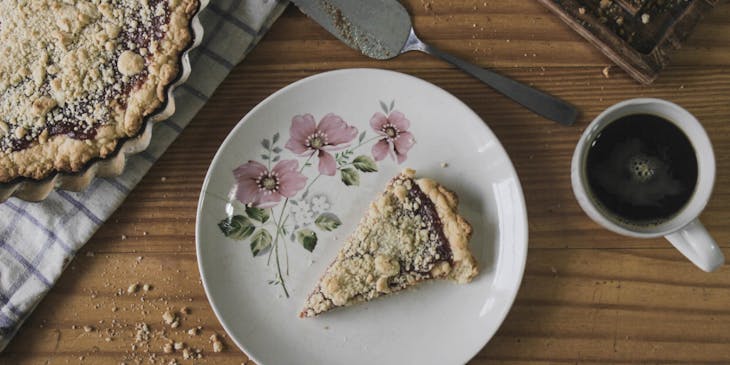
[[389, 99, 395, 112], [272, 132, 279, 144], [297, 229, 318, 252], [358, 131, 366, 143], [261, 154, 269, 160], [272, 147, 282, 153], [245, 206, 270, 223], [379, 100, 388, 114], [262, 139, 270, 149], [250, 229, 272, 256], [218, 215, 255, 240], [341, 168, 360, 186], [272, 155, 280, 162], [315, 213, 342, 231], [352, 155, 378, 172]]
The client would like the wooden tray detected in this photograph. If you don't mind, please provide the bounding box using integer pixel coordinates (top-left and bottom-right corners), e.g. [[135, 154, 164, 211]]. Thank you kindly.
[[536, 0, 718, 84]]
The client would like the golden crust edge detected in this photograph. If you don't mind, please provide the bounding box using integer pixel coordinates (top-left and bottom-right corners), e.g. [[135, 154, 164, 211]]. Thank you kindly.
[[414, 173, 478, 284]]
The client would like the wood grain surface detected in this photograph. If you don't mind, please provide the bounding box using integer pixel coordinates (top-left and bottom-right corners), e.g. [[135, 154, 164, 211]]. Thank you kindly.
[[3, 1, 730, 364]]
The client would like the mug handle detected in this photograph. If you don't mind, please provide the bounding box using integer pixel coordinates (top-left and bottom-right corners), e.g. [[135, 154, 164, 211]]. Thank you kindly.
[[665, 219, 724, 272]]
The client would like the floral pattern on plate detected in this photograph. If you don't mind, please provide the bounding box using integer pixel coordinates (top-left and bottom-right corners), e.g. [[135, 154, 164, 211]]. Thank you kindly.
[[217, 101, 416, 296]]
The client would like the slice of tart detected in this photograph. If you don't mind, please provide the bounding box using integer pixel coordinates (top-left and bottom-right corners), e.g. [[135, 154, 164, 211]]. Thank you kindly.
[[300, 169, 478, 318]]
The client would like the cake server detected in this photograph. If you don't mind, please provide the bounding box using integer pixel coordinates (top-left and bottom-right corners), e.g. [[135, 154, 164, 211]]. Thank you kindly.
[[290, 0, 579, 125]]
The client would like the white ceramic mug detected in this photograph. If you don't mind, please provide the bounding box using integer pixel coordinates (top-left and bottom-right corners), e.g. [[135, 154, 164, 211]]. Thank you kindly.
[[571, 98, 724, 272]]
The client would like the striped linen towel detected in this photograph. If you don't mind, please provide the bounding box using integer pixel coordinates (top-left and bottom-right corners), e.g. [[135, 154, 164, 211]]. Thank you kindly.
[[0, 0, 288, 351]]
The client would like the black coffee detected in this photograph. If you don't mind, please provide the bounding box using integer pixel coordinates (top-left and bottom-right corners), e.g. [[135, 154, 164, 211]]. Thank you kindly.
[[585, 114, 698, 224]]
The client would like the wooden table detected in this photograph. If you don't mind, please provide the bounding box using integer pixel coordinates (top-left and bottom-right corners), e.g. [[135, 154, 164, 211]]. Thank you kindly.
[[4, 1, 730, 364]]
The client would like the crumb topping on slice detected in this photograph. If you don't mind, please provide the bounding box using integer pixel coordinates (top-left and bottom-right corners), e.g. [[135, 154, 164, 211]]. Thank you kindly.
[[301, 169, 477, 317]]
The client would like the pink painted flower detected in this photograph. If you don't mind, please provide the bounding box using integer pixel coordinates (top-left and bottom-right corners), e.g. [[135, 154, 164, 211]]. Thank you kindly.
[[233, 160, 307, 208], [370, 111, 415, 164], [285, 113, 358, 176]]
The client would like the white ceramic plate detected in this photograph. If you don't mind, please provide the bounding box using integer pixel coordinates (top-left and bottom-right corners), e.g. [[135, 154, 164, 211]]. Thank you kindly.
[[196, 69, 527, 365]]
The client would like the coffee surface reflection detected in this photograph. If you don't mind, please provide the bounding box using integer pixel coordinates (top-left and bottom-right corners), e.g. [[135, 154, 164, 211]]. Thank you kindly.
[[586, 114, 698, 224]]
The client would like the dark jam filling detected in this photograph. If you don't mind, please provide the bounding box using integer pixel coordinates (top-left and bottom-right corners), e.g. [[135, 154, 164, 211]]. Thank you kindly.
[[399, 178, 454, 276], [8, 135, 33, 152], [116, 0, 168, 108], [2, 0, 171, 153], [49, 120, 99, 140]]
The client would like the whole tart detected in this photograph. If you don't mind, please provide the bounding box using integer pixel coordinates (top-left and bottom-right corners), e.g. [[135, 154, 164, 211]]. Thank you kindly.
[[0, 0, 199, 183], [300, 169, 478, 318]]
